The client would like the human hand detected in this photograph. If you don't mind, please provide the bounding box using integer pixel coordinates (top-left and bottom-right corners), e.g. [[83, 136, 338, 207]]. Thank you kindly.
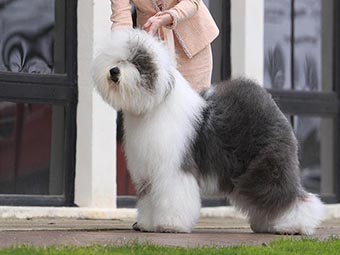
[[143, 16, 162, 36], [143, 13, 173, 36]]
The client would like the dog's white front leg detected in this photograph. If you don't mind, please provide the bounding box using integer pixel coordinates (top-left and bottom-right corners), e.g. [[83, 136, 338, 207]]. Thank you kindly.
[[135, 193, 155, 232], [132, 181, 155, 232], [151, 170, 201, 233]]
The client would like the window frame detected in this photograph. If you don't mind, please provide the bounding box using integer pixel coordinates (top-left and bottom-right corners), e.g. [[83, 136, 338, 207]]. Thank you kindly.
[[334, 0, 340, 203]]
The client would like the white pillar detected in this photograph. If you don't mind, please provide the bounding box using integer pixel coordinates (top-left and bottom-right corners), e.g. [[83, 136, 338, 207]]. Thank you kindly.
[[75, 0, 117, 208], [231, 0, 264, 84]]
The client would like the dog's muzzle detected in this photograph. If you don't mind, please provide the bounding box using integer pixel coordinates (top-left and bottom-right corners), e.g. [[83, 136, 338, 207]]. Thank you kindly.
[[109, 67, 120, 83]]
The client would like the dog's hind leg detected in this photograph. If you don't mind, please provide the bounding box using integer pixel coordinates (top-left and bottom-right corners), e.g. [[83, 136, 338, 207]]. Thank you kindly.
[[150, 170, 201, 233], [228, 150, 325, 235], [256, 192, 325, 235]]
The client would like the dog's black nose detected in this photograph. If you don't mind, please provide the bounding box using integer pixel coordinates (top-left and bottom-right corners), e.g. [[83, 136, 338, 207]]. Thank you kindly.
[[110, 67, 120, 83]]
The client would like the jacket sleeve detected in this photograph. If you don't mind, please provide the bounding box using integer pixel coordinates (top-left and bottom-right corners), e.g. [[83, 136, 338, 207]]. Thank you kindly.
[[110, 0, 133, 29], [163, 0, 201, 29]]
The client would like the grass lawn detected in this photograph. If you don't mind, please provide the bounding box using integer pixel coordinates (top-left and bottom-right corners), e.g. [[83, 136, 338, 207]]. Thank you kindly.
[[1, 238, 340, 255]]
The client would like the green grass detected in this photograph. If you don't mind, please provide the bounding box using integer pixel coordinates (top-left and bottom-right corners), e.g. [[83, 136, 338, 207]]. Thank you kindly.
[[1, 238, 340, 255]]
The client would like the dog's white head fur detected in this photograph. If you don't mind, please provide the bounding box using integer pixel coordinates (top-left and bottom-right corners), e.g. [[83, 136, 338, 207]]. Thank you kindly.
[[92, 29, 176, 115]]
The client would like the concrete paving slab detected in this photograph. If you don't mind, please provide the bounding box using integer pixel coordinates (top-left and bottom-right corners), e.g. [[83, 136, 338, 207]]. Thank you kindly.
[[0, 217, 249, 232], [0, 217, 339, 248]]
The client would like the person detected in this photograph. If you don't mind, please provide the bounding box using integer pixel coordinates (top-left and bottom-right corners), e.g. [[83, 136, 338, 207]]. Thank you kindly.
[[110, 0, 219, 92]]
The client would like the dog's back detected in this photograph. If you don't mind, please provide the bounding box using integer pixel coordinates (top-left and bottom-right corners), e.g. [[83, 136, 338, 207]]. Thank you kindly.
[[193, 79, 298, 190]]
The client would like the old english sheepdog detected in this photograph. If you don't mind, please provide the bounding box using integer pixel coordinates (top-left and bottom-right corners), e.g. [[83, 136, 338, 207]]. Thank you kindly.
[[92, 29, 325, 235]]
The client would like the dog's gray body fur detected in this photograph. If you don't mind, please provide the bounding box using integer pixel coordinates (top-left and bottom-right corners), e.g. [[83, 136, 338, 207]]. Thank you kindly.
[[184, 79, 305, 221]]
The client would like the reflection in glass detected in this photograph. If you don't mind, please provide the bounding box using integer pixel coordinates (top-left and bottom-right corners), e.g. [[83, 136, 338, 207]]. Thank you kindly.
[[0, 0, 61, 74], [264, 0, 333, 92], [0, 102, 64, 195], [293, 116, 334, 196], [294, 0, 322, 91], [264, 0, 292, 90]]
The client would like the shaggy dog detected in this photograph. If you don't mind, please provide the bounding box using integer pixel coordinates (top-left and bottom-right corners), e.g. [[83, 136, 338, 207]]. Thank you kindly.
[[92, 29, 325, 235]]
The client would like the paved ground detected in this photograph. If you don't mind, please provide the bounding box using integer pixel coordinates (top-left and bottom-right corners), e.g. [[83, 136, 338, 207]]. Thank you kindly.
[[0, 217, 339, 248]]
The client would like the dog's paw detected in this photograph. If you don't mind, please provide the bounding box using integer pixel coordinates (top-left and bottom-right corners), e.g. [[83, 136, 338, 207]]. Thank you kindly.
[[132, 222, 153, 232], [132, 222, 141, 232]]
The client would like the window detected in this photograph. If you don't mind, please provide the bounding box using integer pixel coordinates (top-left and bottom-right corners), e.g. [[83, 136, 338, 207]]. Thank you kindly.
[[264, 0, 340, 202], [0, 0, 77, 206]]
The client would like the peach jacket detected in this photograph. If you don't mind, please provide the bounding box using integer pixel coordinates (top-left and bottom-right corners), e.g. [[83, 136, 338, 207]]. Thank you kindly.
[[110, 0, 219, 58]]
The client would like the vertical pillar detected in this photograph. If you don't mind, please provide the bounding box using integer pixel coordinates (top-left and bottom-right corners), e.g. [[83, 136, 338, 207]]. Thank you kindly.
[[231, 0, 264, 84], [75, 0, 117, 208]]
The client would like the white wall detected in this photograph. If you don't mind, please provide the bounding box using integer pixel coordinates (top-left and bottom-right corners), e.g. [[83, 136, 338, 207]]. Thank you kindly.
[[231, 0, 264, 84], [75, 0, 117, 208]]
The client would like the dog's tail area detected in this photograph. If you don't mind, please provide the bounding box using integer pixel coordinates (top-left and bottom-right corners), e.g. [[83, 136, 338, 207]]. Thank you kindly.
[[271, 192, 326, 235]]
